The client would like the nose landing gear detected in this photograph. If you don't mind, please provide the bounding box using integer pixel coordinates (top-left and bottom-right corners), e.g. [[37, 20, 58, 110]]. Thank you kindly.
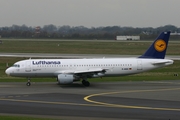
[[26, 78, 31, 86]]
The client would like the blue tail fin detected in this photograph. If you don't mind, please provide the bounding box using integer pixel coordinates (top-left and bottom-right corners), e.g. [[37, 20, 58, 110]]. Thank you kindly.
[[139, 31, 171, 59]]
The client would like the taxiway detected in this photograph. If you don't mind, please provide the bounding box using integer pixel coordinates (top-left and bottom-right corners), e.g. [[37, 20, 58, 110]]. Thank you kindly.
[[0, 81, 180, 120]]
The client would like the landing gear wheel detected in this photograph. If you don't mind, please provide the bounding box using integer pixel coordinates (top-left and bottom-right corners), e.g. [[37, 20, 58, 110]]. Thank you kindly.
[[26, 77, 31, 86], [26, 82, 31, 86], [82, 80, 90, 87]]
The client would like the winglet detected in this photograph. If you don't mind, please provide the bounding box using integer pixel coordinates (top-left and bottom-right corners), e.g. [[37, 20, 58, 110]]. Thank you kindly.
[[139, 31, 171, 59]]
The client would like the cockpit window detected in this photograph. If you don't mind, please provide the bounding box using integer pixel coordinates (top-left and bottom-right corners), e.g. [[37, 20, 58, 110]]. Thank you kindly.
[[12, 64, 20, 68]]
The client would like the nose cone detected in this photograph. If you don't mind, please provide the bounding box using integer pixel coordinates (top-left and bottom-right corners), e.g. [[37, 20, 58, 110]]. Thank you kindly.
[[5, 68, 11, 75]]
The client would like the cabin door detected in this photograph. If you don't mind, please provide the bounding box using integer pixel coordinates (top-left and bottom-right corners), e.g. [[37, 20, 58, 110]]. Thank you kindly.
[[137, 60, 142, 70], [25, 61, 31, 72]]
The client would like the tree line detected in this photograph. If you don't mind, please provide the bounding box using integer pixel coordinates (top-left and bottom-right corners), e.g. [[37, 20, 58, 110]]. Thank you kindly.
[[0, 24, 180, 40]]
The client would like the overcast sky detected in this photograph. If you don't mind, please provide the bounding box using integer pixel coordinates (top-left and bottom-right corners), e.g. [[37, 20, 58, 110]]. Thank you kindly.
[[0, 0, 180, 28]]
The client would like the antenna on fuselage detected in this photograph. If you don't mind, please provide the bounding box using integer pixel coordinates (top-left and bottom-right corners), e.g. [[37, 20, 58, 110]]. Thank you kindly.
[[6, 63, 9, 68]]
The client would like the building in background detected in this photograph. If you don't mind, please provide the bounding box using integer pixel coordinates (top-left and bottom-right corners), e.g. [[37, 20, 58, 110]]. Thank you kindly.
[[116, 36, 140, 40], [170, 32, 180, 35]]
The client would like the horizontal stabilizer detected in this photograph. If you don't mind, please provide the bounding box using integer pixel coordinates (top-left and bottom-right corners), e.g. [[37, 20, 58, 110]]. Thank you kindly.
[[151, 60, 173, 65]]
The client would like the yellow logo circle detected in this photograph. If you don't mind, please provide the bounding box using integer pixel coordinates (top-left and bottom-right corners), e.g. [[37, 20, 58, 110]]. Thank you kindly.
[[154, 39, 166, 52]]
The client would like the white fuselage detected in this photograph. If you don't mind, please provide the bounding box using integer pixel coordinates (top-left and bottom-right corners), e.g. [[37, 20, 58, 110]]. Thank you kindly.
[[5, 58, 173, 78]]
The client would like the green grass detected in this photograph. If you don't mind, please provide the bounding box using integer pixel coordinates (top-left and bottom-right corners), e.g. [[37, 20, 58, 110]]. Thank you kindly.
[[0, 115, 55, 120], [0, 40, 180, 55]]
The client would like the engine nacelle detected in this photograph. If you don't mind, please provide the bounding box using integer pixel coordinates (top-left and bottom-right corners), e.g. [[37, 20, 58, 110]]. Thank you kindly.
[[57, 74, 74, 84]]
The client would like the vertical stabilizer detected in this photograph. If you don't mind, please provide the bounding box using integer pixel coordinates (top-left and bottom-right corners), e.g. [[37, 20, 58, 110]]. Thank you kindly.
[[139, 31, 170, 59]]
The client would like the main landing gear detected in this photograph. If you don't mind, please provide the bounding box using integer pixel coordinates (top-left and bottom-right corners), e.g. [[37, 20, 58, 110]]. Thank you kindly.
[[82, 79, 90, 87], [26, 78, 31, 86]]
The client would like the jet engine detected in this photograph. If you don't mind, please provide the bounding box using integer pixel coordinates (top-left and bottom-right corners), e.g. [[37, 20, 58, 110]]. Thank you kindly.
[[57, 74, 74, 84]]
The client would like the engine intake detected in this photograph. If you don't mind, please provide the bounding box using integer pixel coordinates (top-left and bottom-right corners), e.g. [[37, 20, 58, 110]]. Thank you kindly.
[[57, 74, 74, 84]]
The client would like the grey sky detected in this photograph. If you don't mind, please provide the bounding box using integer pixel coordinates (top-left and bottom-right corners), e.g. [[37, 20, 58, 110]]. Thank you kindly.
[[0, 0, 180, 28]]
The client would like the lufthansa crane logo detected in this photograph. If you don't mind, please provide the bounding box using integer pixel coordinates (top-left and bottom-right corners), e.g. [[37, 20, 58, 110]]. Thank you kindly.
[[154, 39, 166, 52]]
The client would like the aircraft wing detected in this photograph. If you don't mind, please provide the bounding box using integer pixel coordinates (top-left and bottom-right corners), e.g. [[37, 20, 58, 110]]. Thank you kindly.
[[56, 68, 108, 74]]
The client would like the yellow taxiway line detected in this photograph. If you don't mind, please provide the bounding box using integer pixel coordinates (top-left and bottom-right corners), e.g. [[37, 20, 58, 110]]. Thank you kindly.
[[84, 88, 180, 111]]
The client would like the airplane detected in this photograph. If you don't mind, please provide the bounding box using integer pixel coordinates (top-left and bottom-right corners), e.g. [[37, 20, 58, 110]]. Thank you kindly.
[[5, 31, 173, 87]]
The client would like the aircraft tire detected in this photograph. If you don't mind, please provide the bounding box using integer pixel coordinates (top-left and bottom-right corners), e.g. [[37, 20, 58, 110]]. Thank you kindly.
[[26, 82, 31, 86], [82, 80, 90, 87]]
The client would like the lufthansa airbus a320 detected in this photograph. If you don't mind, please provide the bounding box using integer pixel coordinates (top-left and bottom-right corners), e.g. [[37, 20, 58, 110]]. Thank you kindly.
[[5, 32, 173, 86]]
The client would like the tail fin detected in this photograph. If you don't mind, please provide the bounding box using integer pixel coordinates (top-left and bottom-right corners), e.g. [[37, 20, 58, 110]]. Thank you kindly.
[[139, 31, 171, 59]]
